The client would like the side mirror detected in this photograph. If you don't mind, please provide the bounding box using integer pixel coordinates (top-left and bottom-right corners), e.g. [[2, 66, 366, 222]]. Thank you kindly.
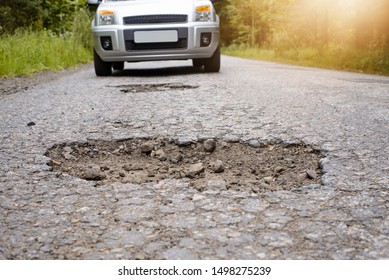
[[87, 0, 102, 6]]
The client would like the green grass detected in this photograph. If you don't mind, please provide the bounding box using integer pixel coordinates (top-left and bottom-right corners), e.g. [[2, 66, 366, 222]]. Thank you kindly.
[[0, 29, 92, 78], [223, 44, 389, 76], [0, 8, 93, 78]]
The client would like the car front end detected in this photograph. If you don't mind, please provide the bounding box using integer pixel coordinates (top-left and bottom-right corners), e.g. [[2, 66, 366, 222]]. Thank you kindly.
[[89, 0, 220, 75]]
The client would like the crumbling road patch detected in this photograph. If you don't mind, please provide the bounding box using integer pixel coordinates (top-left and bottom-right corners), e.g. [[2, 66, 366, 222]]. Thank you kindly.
[[112, 83, 199, 93], [46, 138, 323, 192]]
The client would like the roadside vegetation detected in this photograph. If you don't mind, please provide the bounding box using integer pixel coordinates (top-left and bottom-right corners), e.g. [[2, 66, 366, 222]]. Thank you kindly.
[[0, 0, 92, 77], [1, 0, 388, 77], [218, 0, 389, 76], [223, 44, 389, 75]]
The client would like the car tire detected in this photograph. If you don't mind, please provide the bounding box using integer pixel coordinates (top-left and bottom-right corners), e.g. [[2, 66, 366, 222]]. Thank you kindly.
[[204, 45, 220, 73], [112, 62, 125, 71], [94, 50, 112, 76]]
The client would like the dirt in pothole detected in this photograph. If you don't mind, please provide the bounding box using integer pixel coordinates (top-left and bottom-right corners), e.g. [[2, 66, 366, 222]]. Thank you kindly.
[[46, 138, 323, 192]]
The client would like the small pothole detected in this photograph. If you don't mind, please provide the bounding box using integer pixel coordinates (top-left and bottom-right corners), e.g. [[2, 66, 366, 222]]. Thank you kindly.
[[45, 137, 323, 192], [112, 83, 199, 93]]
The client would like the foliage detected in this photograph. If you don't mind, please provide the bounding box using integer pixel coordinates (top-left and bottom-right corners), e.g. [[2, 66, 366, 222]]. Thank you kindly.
[[0, 1, 93, 77], [0, 0, 43, 33], [223, 44, 389, 76], [219, 0, 389, 50], [219, 0, 389, 75], [0, 0, 88, 33], [72, 8, 94, 50], [221, 0, 291, 47], [40, 0, 88, 33], [0, 29, 92, 77]]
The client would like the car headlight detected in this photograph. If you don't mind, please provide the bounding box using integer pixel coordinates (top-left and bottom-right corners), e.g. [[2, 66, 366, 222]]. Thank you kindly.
[[195, 5, 212, 22], [99, 10, 115, 25]]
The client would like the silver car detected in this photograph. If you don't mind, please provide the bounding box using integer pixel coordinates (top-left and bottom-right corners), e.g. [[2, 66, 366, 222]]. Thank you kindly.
[[87, 0, 220, 76]]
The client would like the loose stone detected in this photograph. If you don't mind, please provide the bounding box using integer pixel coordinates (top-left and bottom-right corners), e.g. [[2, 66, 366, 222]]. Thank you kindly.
[[306, 169, 317, 180], [209, 160, 224, 173], [169, 152, 183, 164], [248, 139, 261, 148], [203, 139, 216, 152], [140, 141, 154, 153], [80, 165, 106, 181], [155, 149, 167, 161], [186, 163, 205, 178]]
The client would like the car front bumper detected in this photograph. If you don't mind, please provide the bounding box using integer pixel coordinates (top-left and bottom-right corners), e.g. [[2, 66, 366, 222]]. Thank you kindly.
[[92, 22, 219, 62]]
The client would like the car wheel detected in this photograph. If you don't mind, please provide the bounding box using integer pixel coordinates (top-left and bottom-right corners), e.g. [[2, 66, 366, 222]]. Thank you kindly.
[[94, 50, 112, 76], [112, 62, 125, 71], [204, 45, 220, 73]]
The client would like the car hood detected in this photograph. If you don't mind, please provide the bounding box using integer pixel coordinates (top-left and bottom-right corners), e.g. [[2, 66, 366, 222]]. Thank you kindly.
[[98, 0, 212, 20]]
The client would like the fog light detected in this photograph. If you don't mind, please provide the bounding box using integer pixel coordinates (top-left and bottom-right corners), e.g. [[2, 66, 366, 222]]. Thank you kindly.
[[200, 33, 212, 47], [100, 36, 113, 50]]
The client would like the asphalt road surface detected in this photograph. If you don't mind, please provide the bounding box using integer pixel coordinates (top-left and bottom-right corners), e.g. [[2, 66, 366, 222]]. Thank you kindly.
[[1, 56, 388, 259]]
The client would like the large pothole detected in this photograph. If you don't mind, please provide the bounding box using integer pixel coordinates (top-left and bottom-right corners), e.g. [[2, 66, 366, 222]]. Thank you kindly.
[[46, 138, 323, 192]]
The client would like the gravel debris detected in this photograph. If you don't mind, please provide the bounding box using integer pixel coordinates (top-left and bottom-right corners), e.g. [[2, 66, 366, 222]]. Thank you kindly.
[[46, 138, 322, 192]]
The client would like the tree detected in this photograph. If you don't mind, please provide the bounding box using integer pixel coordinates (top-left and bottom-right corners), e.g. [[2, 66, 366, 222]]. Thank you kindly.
[[223, 0, 290, 47], [353, 0, 389, 48], [41, 0, 87, 33], [0, 0, 43, 33], [0, 0, 87, 34], [220, 0, 389, 49]]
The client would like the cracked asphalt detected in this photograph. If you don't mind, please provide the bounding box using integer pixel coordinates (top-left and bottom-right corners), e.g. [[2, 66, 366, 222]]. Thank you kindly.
[[0, 56, 388, 259]]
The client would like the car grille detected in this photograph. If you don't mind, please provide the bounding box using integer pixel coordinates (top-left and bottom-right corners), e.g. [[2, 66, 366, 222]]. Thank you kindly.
[[123, 14, 188, 25], [123, 28, 188, 51]]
